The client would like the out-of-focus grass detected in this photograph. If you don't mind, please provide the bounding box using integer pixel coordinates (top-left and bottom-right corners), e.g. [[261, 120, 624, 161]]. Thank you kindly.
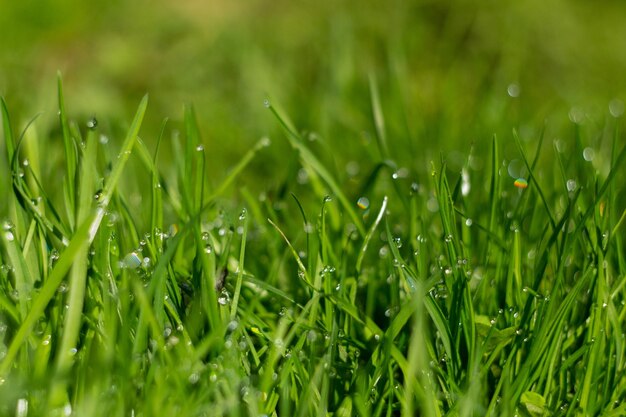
[[3, 0, 626, 143], [2, 0, 626, 222]]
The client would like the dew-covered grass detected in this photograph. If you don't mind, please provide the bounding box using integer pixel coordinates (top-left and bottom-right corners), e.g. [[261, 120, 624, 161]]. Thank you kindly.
[[2, 2, 626, 415], [0, 73, 625, 416]]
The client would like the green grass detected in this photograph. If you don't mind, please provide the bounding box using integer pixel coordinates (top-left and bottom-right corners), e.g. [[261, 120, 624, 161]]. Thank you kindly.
[[1, 5, 626, 416], [0, 71, 625, 417]]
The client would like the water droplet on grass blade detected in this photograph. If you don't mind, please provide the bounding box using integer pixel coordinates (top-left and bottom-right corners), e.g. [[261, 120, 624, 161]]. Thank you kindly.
[[566, 179, 577, 192], [196, 144, 204, 152], [507, 159, 527, 179], [391, 168, 408, 179], [346, 161, 359, 177], [514, 178, 528, 189], [461, 168, 470, 196], [297, 168, 309, 184], [427, 197, 439, 212], [609, 98, 624, 117], [217, 289, 230, 305], [569, 107, 585, 124], [16, 399, 28, 417], [263, 99, 271, 108], [122, 252, 142, 269], [357, 197, 370, 210], [583, 147, 595, 162], [507, 83, 520, 98], [86, 117, 97, 130]]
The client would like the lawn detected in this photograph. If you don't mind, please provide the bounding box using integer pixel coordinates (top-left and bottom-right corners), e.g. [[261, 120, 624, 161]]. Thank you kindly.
[[1, 1, 626, 416]]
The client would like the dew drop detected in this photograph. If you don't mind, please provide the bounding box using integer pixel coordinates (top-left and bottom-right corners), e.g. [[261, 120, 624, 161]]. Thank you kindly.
[[514, 178, 528, 189], [16, 398, 28, 417], [346, 161, 360, 177], [259, 136, 271, 147], [86, 117, 98, 130], [461, 168, 470, 196], [263, 99, 271, 108], [507, 83, 520, 98], [297, 168, 309, 184], [582, 147, 595, 162], [122, 252, 142, 269], [274, 338, 284, 349], [217, 289, 230, 305], [609, 98, 624, 117], [196, 144, 204, 152], [357, 197, 370, 210], [569, 107, 585, 124], [566, 179, 577, 192], [391, 168, 408, 180], [426, 197, 439, 212]]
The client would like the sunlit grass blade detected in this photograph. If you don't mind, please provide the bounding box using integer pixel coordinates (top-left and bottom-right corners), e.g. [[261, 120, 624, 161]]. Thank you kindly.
[[0, 94, 148, 377], [1, 97, 16, 165], [368, 74, 390, 161], [267, 103, 365, 237], [356, 196, 387, 272], [208, 137, 271, 201], [54, 129, 98, 381], [57, 74, 77, 230]]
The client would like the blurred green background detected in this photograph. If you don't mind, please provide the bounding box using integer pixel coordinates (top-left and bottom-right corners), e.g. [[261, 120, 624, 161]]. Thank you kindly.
[[1, 0, 625, 212]]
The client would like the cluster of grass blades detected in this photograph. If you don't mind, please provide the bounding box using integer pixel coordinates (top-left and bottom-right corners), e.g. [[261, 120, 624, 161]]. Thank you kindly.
[[1, 76, 625, 417]]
